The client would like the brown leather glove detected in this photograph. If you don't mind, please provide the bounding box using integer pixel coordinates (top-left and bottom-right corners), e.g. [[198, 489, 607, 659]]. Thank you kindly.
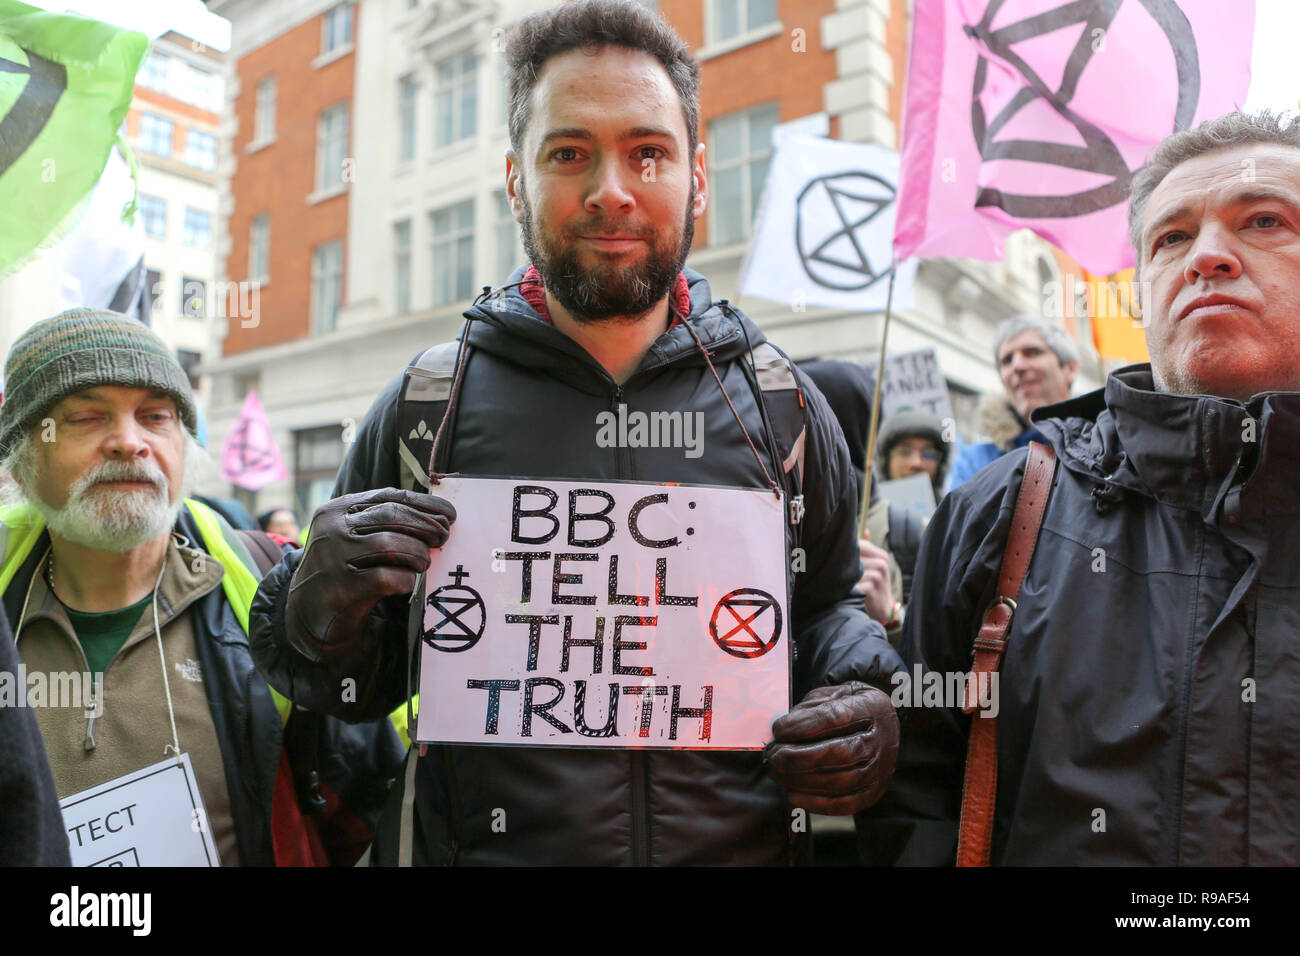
[[285, 488, 456, 663], [764, 682, 900, 815]]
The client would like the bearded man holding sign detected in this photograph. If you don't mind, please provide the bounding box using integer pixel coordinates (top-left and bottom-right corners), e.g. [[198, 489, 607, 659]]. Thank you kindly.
[[250, 0, 901, 866]]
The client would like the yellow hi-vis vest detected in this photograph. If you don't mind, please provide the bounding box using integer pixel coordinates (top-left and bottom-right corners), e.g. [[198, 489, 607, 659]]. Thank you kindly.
[[0, 499, 415, 747]]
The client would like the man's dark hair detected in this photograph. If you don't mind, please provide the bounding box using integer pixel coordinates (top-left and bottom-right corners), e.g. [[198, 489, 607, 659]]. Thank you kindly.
[[504, 0, 701, 157]]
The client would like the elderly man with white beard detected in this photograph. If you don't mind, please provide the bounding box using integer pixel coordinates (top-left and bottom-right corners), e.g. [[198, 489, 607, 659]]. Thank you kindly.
[[0, 309, 405, 866]]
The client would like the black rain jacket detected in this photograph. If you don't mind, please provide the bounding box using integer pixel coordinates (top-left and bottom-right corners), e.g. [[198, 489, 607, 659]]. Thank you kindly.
[[250, 268, 902, 865], [861, 365, 1300, 865]]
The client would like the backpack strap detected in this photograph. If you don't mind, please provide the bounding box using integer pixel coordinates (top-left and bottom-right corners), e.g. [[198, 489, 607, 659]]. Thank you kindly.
[[234, 529, 288, 575], [956, 440, 1057, 867], [397, 341, 463, 490], [748, 342, 807, 528]]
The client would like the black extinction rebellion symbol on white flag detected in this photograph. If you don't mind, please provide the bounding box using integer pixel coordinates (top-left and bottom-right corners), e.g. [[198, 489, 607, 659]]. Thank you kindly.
[[794, 171, 896, 292], [964, 0, 1200, 219]]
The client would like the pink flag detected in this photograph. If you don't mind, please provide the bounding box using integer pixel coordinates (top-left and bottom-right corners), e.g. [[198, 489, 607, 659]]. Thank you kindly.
[[894, 0, 1255, 274], [221, 391, 289, 491]]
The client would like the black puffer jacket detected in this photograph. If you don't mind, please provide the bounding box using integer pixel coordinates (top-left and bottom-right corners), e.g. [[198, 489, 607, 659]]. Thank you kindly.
[[862, 365, 1300, 865], [250, 269, 902, 865]]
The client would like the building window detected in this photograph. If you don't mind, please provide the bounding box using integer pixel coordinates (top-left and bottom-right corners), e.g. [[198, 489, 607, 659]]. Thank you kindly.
[[183, 130, 217, 171], [140, 53, 168, 91], [433, 50, 477, 149], [429, 200, 474, 307], [138, 114, 174, 157], [494, 190, 522, 282], [398, 74, 417, 162], [182, 207, 211, 248], [709, 101, 779, 246], [294, 425, 345, 519], [321, 3, 354, 55], [254, 76, 276, 143], [249, 215, 270, 282], [177, 349, 202, 389], [146, 268, 163, 317], [139, 195, 167, 238], [710, 0, 778, 46], [312, 240, 344, 332], [394, 219, 412, 314], [315, 103, 349, 192], [182, 64, 217, 111], [181, 276, 206, 319]]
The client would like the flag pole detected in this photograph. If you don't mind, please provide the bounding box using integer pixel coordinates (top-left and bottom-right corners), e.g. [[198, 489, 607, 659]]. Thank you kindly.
[[858, 254, 898, 536]]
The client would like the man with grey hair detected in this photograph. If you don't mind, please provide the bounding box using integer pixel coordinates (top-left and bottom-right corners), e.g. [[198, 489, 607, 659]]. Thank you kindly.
[[947, 316, 1079, 490], [861, 109, 1300, 865], [0, 308, 404, 866]]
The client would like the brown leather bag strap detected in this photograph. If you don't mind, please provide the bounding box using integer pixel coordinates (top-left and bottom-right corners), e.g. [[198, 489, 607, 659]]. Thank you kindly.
[[956, 441, 1057, 867]]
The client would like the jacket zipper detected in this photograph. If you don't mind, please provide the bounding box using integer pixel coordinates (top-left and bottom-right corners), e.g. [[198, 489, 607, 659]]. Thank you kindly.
[[611, 381, 650, 866], [442, 747, 463, 865]]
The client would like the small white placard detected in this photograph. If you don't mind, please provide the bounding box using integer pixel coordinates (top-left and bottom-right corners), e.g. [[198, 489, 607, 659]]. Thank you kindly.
[[59, 753, 219, 867], [417, 476, 791, 750], [877, 473, 937, 520]]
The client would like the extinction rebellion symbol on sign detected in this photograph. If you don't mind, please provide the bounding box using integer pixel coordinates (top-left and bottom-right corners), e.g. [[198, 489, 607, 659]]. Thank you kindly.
[[709, 588, 782, 660]]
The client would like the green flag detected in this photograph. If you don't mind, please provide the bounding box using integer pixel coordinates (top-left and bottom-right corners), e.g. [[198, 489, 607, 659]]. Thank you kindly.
[[0, 0, 147, 278]]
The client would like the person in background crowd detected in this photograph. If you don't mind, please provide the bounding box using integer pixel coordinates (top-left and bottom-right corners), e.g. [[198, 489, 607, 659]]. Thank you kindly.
[[0, 309, 405, 866], [258, 507, 301, 545], [947, 317, 1079, 490], [799, 360, 926, 647]]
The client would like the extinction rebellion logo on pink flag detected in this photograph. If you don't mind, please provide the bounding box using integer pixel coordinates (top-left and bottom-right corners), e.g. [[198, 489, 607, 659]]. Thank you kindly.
[[894, 0, 1255, 274], [221, 391, 288, 491]]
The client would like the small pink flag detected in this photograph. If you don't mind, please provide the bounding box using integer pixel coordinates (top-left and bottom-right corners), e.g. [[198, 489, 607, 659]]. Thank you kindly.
[[894, 0, 1255, 274], [221, 391, 289, 491]]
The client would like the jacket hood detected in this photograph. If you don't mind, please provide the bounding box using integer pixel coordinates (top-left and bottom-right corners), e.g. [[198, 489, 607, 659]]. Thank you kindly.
[[874, 408, 951, 491], [460, 267, 762, 397], [976, 392, 1031, 451], [797, 359, 874, 502], [1033, 363, 1300, 521]]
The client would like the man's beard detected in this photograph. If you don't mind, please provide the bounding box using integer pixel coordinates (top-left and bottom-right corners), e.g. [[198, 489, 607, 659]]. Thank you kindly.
[[517, 182, 695, 323], [30, 458, 182, 553]]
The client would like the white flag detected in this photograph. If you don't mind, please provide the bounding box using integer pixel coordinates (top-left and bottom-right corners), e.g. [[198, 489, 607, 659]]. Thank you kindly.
[[740, 135, 917, 312]]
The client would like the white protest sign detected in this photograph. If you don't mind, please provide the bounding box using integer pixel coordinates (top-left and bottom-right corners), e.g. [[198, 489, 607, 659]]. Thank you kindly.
[[59, 754, 219, 867], [417, 476, 791, 750], [869, 347, 954, 422], [877, 473, 936, 520]]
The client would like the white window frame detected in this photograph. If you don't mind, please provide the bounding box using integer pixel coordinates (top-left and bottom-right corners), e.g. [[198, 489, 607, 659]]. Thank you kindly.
[[708, 101, 779, 247], [311, 240, 344, 333], [249, 214, 270, 283], [253, 76, 277, 146], [493, 190, 522, 283], [138, 114, 174, 157], [429, 199, 475, 308], [320, 3, 354, 57], [181, 207, 212, 249], [183, 129, 217, 171], [315, 102, 349, 194], [140, 53, 168, 91], [702, 0, 782, 59], [432, 48, 478, 150], [139, 195, 167, 239], [398, 75, 418, 163]]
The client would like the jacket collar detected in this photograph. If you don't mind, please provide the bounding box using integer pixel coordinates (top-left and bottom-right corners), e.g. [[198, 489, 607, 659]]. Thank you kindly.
[[460, 266, 755, 394], [1035, 363, 1300, 520]]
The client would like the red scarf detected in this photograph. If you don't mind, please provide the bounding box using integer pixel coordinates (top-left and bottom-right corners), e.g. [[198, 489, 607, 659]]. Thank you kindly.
[[519, 265, 690, 329]]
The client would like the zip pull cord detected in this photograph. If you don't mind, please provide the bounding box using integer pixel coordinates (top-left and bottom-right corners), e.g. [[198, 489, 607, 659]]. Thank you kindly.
[[681, 307, 780, 498], [151, 543, 182, 764]]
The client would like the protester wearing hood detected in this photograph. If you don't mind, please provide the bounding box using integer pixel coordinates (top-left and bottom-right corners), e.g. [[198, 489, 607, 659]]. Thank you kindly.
[[799, 360, 926, 644], [875, 409, 950, 500]]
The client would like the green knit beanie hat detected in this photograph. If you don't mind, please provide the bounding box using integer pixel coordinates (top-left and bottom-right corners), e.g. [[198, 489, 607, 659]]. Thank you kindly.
[[0, 308, 199, 460]]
